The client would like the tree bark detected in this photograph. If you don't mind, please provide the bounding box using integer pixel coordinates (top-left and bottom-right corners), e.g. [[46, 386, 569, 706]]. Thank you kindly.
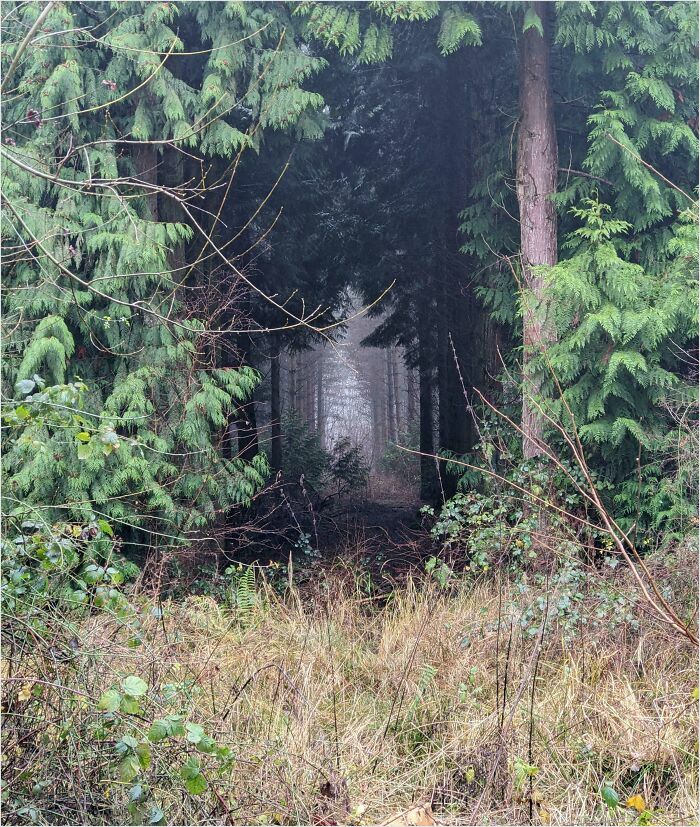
[[418, 326, 438, 502], [391, 348, 402, 438], [289, 351, 298, 415], [270, 342, 282, 472], [316, 351, 324, 446], [516, 2, 558, 459], [386, 348, 397, 443], [406, 365, 417, 431]]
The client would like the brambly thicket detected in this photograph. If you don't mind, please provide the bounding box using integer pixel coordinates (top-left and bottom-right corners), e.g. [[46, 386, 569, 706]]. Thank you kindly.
[[1, 2, 698, 826]]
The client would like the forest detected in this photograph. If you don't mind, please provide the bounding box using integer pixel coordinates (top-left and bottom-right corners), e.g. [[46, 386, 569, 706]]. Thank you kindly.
[[0, 1, 698, 825]]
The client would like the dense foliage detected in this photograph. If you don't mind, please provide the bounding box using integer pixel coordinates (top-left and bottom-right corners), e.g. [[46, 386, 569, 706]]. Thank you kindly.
[[1, 3, 698, 826]]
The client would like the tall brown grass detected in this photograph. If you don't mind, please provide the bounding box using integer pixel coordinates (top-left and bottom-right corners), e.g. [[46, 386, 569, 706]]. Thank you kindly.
[[2, 543, 696, 826]]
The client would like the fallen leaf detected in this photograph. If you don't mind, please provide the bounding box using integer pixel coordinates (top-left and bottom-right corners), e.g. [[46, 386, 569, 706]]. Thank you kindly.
[[379, 803, 436, 826], [538, 806, 551, 825], [626, 794, 646, 813], [17, 682, 33, 702]]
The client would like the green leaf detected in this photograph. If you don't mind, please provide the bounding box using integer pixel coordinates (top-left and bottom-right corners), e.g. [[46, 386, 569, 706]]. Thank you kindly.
[[148, 807, 165, 825], [195, 735, 217, 754], [185, 722, 205, 744], [77, 443, 91, 461], [120, 695, 141, 715], [147, 720, 170, 742], [97, 689, 121, 712], [16, 379, 36, 395], [129, 784, 144, 802], [184, 772, 207, 796], [97, 519, 113, 537], [135, 742, 152, 770], [119, 754, 141, 783], [76, 432, 91, 443], [523, 7, 544, 37], [602, 784, 620, 809], [122, 675, 148, 697]]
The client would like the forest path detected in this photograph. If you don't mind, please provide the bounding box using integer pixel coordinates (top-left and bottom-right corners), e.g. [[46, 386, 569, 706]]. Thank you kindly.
[[312, 484, 427, 582]]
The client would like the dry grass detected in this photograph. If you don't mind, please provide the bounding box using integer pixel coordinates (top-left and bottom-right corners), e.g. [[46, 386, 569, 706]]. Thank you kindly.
[[2, 557, 697, 826]]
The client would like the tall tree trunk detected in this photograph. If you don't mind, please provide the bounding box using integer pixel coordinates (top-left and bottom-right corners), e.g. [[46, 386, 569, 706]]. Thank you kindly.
[[270, 341, 282, 472], [371, 385, 383, 466], [289, 351, 298, 415], [418, 326, 438, 502], [386, 348, 397, 443], [391, 348, 402, 438], [406, 365, 417, 431], [516, 2, 558, 459], [316, 351, 324, 446]]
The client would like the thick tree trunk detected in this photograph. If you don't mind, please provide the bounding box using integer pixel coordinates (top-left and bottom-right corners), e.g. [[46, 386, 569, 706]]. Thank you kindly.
[[516, 2, 558, 459], [270, 342, 282, 472]]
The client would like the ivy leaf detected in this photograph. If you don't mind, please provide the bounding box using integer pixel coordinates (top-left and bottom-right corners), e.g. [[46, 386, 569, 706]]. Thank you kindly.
[[97, 689, 121, 712], [122, 675, 148, 697]]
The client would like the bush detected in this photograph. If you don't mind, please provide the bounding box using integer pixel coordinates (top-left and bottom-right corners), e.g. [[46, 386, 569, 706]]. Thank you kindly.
[[281, 413, 369, 498]]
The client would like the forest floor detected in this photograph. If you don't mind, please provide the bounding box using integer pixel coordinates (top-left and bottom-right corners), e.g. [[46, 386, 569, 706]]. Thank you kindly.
[[312, 485, 424, 582], [5, 491, 697, 826]]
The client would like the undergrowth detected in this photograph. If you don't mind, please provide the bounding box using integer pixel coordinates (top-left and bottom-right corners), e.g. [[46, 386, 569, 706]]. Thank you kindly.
[[2, 545, 697, 826]]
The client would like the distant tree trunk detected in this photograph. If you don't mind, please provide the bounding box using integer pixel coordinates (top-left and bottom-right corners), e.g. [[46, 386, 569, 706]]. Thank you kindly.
[[376, 351, 387, 451], [316, 352, 324, 446], [307, 352, 316, 429], [289, 351, 298, 415], [386, 348, 397, 443], [270, 342, 282, 472], [517, 1, 558, 459], [418, 326, 438, 502], [406, 366, 417, 431], [371, 389, 383, 466], [391, 348, 402, 437]]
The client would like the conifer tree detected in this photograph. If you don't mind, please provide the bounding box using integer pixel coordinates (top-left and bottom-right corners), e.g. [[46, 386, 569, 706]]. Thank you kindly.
[[1, 1, 329, 553]]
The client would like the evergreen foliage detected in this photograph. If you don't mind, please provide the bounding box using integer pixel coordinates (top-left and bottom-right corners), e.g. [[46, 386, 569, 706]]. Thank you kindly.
[[1, 1, 330, 554]]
